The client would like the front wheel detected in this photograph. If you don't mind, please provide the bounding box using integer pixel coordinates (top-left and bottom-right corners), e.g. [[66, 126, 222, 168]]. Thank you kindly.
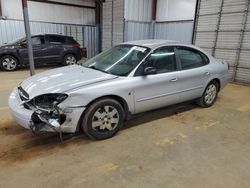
[[0, 55, 18, 71], [63, 54, 77, 66], [81, 99, 124, 140], [197, 81, 219, 107]]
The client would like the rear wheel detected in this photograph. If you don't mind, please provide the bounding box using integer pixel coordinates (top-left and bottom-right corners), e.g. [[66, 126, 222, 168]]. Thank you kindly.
[[81, 98, 124, 140], [197, 81, 219, 107], [0, 55, 18, 71], [63, 54, 77, 66]]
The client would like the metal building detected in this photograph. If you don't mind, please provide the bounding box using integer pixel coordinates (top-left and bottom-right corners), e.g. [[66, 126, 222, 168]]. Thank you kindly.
[[102, 0, 196, 50], [0, 0, 99, 58], [193, 0, 250, 84]]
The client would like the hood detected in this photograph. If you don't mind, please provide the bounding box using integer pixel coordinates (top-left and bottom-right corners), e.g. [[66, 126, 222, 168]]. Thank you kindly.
[[0, 44, 18, 50], [20, 65, 118, 99]]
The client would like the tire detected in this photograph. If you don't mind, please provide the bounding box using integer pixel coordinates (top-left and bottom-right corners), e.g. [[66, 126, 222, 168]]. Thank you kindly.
[[63, 54, 77, 66], [197, 80, 219, 108], [0, 55, 18, 71], [81, 98, 124, 140]]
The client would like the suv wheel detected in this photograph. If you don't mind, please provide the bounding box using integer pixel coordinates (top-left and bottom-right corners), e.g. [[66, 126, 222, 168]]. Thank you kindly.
[[0, 55, 18, 71], [197, 81, 219, 107], [63, 54, 77, 65], [81, 98, 124, 140]]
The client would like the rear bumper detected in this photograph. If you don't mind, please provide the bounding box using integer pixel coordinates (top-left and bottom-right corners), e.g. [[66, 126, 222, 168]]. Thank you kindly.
[[220, 72, 232, 89]]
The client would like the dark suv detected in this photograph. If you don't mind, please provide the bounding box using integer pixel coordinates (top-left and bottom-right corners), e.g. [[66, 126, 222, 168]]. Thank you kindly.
[[0, 34, 83, 71]]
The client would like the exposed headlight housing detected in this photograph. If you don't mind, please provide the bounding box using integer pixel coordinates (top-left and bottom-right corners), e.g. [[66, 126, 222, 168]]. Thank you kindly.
[[29, 93, 68, 111]]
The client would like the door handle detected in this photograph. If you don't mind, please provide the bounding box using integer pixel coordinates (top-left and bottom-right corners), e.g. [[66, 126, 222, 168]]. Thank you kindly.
[[204, 71, 210, 76], [170, 78, 178, 82]]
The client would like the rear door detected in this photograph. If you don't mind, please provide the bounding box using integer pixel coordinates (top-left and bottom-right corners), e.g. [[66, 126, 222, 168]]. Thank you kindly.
[[44, 35, 66, 63], [175, 46, 211, 102], [133, 46, 182, 113]]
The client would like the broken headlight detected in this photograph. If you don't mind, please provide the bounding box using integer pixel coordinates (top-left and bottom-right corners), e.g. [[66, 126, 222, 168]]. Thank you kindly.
[[30, 93, 68, 111]]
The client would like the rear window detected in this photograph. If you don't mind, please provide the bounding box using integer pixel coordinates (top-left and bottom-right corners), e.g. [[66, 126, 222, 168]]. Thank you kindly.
[[47, 35, 65, 44], [66, 37, 77, 44], [177, 47, 209, 70]]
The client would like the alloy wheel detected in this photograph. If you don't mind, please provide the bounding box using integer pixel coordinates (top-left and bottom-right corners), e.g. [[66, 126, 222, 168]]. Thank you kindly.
[[2, 57, 17, 71], [65, 55, 77, 65], [92, 105, 119, 132], [204, 84, 217, 105]]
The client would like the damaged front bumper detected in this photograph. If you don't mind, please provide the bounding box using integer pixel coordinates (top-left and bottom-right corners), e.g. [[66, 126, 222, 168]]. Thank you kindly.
[[8, 87, 85, 133]]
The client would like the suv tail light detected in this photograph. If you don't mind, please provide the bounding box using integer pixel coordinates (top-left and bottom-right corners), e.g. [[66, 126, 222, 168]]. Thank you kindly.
[[74, 43, 81, 48]]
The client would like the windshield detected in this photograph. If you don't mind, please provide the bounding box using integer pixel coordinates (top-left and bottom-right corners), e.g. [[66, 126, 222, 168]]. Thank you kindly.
[[9, 37, 26, 45], [83, 45, 150, 76]]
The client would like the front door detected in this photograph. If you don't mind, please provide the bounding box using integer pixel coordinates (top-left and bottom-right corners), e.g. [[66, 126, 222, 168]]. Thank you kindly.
[[19, 35, 48, 64], [133, 46, 182, 113]]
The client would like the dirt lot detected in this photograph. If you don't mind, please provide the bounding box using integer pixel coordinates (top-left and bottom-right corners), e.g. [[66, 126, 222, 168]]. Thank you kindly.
[[0, 66, 250, 188]]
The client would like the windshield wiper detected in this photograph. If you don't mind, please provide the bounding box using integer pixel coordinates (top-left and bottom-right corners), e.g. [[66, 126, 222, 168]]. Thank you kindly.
[[88, 65, 109, 74]]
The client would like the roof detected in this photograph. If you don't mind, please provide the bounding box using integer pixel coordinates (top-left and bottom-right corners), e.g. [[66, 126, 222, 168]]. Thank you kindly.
[[121, 39, 212, 58], [121, 39, 182, 49], [32, 33, 69, 37]]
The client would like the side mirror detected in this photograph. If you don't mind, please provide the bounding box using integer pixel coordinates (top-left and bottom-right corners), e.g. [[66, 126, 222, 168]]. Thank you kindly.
[[143, 67, 157, 75]]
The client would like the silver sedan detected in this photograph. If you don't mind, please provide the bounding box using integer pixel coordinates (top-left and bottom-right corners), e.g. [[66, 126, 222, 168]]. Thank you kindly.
[[9, 40, 231, 139]]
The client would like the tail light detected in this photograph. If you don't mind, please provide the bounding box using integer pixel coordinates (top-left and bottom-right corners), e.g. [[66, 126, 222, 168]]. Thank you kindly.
[[74, 43, 81, 48]]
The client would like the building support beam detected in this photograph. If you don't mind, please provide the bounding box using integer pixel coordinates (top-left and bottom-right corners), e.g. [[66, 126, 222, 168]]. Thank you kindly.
[[192, 0, 201, 44], [22, 0, 35, 76], [28, 0, 96, 9], [151, 0, 157, 39], [0, 0, 2, 17], [95, 0, 101, 53], [152, 0, 157, 21], [212, 0, 224, 56], [111, 0, 114, 47]]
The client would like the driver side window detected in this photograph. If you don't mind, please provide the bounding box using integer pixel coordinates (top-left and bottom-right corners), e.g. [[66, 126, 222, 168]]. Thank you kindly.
[[31, 36, 45, 45], [146, 47, 177, 74]]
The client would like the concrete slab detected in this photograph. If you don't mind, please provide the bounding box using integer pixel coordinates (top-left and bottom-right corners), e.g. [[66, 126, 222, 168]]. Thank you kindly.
[[0, 66, 249, 188]]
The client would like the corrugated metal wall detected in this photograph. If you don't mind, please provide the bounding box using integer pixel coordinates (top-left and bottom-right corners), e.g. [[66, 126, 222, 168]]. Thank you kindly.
[[154, 21, 194, 44], [156, 0, 196, 21], [194, 0, 250, 83], [123, 0, 153, 41], [0, 20, 64, 44], [64, 25, 98, 58], [124, 21, 153, 41], [113, 0, 125, 46], [124, 20, 194, 44], [102, 0, 124, 51], [0, 20, 98, 58], [102, 0, 112, 50], [103, 0, 194, 50], [124, 0, 152, 22], [123, 0, 194, 44], [1, 0, 95, 25]]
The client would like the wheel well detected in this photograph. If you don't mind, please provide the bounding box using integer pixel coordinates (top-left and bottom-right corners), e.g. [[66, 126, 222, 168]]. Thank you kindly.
[[63, 53, 76, 59], [76, 95, 130, 132], [86, 95, 130, 120], [62, 53, 77, 63], [211, 78, 221, 91], [0, 54, 20, 65]]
